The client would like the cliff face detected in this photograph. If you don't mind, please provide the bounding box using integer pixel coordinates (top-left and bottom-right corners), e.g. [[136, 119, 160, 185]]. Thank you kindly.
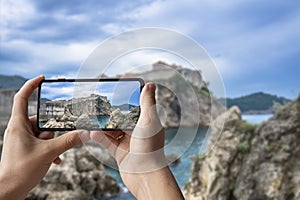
[[67, 94, 112, 116], [41, 94, 112, 119], [41, 94, 112, 129], [118, 61, 225, 127], [184, 95, 300, 200], [106, 107, 140, 129]]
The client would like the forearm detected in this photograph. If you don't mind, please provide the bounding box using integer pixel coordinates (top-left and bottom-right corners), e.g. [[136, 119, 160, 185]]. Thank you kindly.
[[136, 166, 184, 200], [0, 171, 28, 200]]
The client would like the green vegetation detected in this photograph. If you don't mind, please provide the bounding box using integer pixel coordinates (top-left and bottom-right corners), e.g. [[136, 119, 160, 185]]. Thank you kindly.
[[199, 87, 210, 97], [282, 145, 291, 152], [229, 180, 236, 190], [183, 181, 191, 190], [216, 167, 223, 177], [228, 120, 257, 153], [237, 122, 257, 134], [272, 101, 285, 112], [169, 74, 212, 98], [268, 143, 280, 152], [189, 153, 206, 162], [223, 92, 290, 113], [237, 140, 251, 153]]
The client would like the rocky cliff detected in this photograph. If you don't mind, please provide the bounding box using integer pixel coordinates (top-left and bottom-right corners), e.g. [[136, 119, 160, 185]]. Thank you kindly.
[[184, 95, 300, 200], [26, 147, 120, 200], [41, 94, 112, 129], [41, 94, 112, 119], [106, 107, 140, 129], [117, 61, 225, 127]]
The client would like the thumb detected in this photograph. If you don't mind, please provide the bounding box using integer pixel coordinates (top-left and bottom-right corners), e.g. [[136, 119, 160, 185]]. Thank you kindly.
[[140, 82, 157, 112], [138, 83, 159, 125], [134, 83, 162, 137], [49, 130, 90, 157]]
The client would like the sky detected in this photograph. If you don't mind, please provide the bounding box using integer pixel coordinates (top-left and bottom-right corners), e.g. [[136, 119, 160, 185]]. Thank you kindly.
[[41, 81, 141, 106], [1, 0, 299, 99]]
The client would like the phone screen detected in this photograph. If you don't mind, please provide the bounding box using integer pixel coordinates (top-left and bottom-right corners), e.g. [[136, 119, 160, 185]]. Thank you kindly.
[[37, 78, 144, 131]]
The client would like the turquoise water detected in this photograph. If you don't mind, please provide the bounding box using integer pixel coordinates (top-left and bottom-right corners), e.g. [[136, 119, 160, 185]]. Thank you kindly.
[[104, 127, 208, 200], [89, 111, 129, 128], [90, 115, 110, 128], [103, 115, 272, 199]]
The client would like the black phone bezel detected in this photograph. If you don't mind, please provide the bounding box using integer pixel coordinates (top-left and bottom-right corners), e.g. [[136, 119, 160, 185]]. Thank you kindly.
[[37, 78, 144, 131]]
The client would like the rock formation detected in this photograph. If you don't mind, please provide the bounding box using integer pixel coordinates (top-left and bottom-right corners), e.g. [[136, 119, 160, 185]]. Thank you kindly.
[[116, 61, 225, 127], [75, 114, 100, 129], [106, 107, 140, 129], [66, 94, 112, 117], [41, 94, 112, 119], [26, 147, 120, 200], [42, 94, 112, 129], [184, 95, 300, 200], [43, 109, 78, 129]]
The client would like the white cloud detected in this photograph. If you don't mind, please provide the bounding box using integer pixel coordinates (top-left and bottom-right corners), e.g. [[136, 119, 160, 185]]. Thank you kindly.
[[0, 0, 35, 40], [1, 0, 299, 98], [1, 39, 99, 77]]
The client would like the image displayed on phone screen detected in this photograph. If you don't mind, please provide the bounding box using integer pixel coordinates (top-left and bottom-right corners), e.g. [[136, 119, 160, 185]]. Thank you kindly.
[[38, 79, 143, 131]]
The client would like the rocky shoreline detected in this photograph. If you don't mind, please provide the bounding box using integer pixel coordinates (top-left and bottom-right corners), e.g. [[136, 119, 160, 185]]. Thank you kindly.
[[41, 94, 113, 129], [105, 107, 140, 129], [184, 95, 300, 200], [41, 93, 140, 130]]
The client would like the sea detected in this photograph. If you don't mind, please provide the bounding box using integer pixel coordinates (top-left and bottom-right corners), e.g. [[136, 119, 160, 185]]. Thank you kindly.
[[242, 114, 273, 124], [101, 114, 273, 200], [90, 111, 130, 128], [90, 116, 110, 128]]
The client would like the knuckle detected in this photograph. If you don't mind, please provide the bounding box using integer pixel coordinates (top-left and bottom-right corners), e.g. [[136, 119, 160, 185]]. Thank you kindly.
[[65, 133, 76, 149], [4, 122, 19, 136]]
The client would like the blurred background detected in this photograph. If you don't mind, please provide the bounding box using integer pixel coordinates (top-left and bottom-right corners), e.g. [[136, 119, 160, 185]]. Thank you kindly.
[[1, 0, 300, 199]]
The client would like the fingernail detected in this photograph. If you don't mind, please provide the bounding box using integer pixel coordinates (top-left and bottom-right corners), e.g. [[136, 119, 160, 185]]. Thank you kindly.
[[148, 83, 156, 93], [40, 75, 45, 79]]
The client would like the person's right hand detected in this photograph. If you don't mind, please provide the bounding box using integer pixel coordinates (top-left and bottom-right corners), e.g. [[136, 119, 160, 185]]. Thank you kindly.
[[90, 83, 184, 199]]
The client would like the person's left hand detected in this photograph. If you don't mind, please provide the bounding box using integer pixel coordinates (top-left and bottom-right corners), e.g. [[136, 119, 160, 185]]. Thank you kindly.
[[0, 76, 90, 200]]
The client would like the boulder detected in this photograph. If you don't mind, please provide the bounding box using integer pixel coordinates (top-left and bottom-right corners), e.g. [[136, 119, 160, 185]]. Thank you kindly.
[[106, 107, 140, 129], [43, 118, 76, 129], [26, 146, 120, 200]]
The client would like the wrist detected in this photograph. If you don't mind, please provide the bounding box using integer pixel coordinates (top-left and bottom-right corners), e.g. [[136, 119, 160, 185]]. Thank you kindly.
[[136, 166, 183, 200], [0, 168, 28, 200]]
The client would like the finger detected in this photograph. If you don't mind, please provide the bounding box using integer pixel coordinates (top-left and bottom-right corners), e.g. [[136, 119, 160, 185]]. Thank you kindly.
[[12, 75, 44, 118], [140, 83, 157, 114], [38, 131, 55, 140], [49, 130, 90, 157], [90, 131, 120, 157], [29, 116, 55, 138], [134, 83, 162, 137], [29, 115, 40, 136]]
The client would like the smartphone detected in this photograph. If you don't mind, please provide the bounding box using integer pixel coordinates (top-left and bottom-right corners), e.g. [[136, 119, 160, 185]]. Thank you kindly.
[[37, 78, 144, 131]]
